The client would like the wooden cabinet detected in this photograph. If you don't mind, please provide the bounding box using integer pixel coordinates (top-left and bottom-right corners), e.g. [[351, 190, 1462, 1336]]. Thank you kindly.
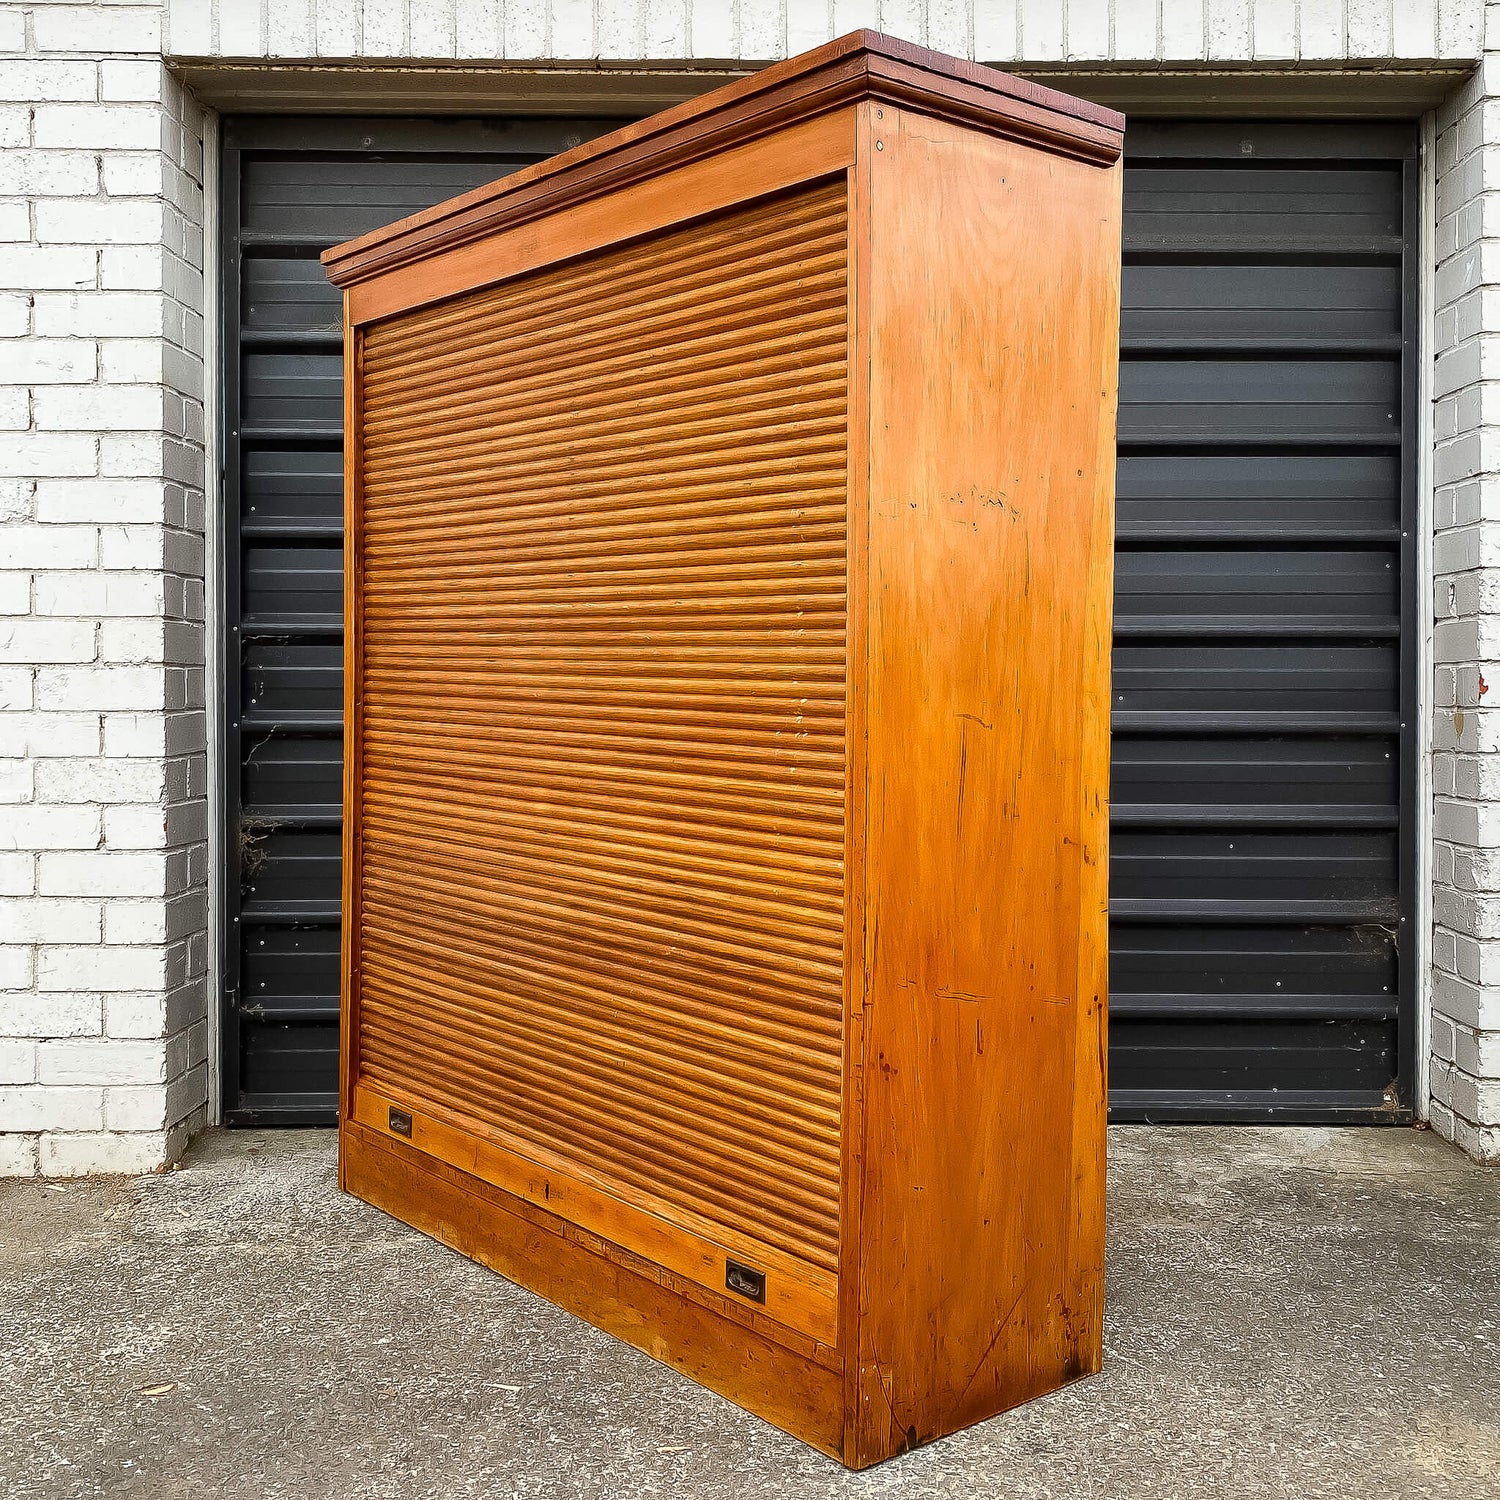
[[323, 31, 1123, 1468]]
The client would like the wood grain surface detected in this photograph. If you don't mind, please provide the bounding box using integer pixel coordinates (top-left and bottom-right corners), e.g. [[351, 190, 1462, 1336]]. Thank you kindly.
[[346, 111, 857, 325], [847, 102, 1119, 1464], [350, 1080, 839, 1342]]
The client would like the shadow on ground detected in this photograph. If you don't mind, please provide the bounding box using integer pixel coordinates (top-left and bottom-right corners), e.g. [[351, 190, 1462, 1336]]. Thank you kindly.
[[0, 1126, 1496, 1499]]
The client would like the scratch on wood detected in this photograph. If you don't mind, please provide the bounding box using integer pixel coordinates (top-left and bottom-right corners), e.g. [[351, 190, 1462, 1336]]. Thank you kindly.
[[868, 1361, 906, 1451], [956, 726, 967, 835], [957, 1281, 1030, 1404]]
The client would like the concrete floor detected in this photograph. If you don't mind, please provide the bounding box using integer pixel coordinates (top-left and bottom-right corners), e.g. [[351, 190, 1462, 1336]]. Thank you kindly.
[[0, 1128, 1496, 1500]]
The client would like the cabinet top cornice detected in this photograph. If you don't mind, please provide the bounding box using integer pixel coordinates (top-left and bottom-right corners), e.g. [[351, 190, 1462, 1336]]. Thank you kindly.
[[321, 30, 1124, 290]]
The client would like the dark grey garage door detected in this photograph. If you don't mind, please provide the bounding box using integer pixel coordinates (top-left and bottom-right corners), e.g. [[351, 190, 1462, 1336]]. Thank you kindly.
[[219, 116, 1416, 1125], [1111, 122, 1416, 1120]]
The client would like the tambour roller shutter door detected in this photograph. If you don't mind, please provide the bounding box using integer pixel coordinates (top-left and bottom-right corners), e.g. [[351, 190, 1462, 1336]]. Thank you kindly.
[[352, 183, 848, 1274]]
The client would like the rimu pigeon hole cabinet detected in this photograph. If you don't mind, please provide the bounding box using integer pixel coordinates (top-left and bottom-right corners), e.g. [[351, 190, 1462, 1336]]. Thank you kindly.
[[322, 32, 1123, 1469]]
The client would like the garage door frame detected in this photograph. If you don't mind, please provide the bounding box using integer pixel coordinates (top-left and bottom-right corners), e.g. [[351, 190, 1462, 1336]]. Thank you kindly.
[[215, 112, 1422, 1126]]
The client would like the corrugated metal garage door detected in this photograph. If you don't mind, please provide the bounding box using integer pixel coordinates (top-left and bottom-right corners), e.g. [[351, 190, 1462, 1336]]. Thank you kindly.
[[1111, 122, 1416, 1120], [219, 116, 1416, 1125]]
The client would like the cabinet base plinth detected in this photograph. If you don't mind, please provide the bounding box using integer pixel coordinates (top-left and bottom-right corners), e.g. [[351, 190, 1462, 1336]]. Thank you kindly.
[[340, 1121, 850, 1462]]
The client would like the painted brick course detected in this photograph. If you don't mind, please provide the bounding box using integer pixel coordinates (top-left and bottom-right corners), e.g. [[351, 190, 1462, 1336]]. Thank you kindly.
[[0, 0, 1497, 1172], [160, 0, 1481, 61]]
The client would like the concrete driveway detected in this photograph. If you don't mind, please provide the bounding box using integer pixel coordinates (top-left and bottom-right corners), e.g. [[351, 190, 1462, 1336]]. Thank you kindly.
[[0, 1125, 1496, 1499]]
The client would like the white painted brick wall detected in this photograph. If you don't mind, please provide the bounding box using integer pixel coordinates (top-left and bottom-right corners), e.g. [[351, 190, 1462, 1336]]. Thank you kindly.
[[1427, 1, 1500, 1162], [1, 0, 1497, 1177], [147, 0, 1483, 1171], [0, 0, 208, 1177]]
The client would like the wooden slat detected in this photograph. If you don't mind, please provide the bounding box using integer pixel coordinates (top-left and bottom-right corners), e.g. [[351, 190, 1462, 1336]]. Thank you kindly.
[[353, 180, 849, 1284]]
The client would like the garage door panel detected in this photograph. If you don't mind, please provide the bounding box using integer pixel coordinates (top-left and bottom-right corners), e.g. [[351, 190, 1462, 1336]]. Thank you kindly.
[[242, 639, 342, 719], [1116, 452, 1399, 538], [1124, 163, 1402, 251], [240, 154, 568, 240], [1115, 546, 1398, 625], [242, 736, 342, 817], [1112, 641, 1398, 717], [1122, 263, 1401, 347], [222, 117, 1414, 1124], [241, 926, 341, 1013], [1109, 1020, 1398, 1096], [1118, 357, 1400, 444], [1112, 828, 1398, 910], [1112, 738, 1399, 814], [242, 449, 344, 533], [241, 542, 343, 622], [1111, 924, 1397, 1012], [1108, 122, 1414, 1120], [242, 257, 342, 330], [240, 827, 341, 916], [239, 1011, 339, 1099], [243, 351, 343, 431]]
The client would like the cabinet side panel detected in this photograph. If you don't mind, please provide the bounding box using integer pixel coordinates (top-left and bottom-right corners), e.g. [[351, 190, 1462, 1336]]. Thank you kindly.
[[1067, 154, 1118, 1385], [854, 109, 1120, 1462]]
